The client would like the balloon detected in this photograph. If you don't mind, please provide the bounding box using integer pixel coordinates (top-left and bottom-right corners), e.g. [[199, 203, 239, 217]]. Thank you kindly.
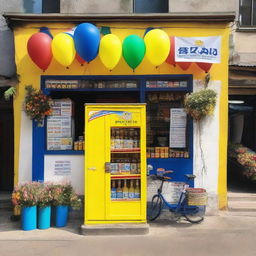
[[144, 29, 170, 66], [76, 54, 86, 65], [196, 62, 212, 73], [122, 35, 145, 70], [99, 34, 122, 70], [74, 23, 100, 62], [177, 62, 192, 71], [166, 36, 176, 66], [27, 32, 52, 71], [52, 33, 76, 67]]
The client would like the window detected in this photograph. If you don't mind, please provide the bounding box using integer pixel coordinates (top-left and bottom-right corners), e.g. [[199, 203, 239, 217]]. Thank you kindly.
[[239, 0, 256, 26], [133, 0, 168, 13], [23, 0, 60, 13]]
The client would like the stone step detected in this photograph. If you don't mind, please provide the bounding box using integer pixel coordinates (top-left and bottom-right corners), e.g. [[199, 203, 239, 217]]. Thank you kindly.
[[228, 201, 256, 212], [228, 192, 256, 202], [226, 211, 256, 217], [0, 200, 13, 210]]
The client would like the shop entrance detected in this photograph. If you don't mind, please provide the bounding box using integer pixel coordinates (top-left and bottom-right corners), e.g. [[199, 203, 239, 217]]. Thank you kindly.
[[227, 95, 256, 193], [0, 87, 14, 191]]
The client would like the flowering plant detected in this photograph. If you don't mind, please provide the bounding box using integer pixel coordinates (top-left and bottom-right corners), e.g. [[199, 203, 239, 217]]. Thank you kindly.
[[184, 89, 217, 120], [51, 183, 81, 210], [37, 183, 53, 208], [11, 182, 41, 208], [24, 85, 53, 126], [228, 143, 256, 180]]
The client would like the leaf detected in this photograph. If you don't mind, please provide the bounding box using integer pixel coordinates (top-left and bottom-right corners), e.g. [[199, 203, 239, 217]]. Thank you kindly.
[[4, 87, 16, 100]]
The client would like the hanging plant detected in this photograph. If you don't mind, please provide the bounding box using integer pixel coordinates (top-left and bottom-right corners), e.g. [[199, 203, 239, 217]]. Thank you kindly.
[[24, 85, 53, 126], [184, 88, 217, 121]]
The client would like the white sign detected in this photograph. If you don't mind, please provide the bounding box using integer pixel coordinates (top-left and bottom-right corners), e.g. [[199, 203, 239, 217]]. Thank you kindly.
[[175, 36, 221, 63], [54, 160, 71, 176], [169, 108, 187, 148]]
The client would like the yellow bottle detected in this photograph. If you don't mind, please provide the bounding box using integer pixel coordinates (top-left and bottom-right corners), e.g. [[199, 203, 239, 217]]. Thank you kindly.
[[122, 179, 129, 199], [134, 180, 140, 199], [128, 180, 135, 199], [116, 180, 123, 199]]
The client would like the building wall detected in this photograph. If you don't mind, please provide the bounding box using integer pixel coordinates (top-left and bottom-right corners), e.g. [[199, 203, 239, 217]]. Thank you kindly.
[[0, 0, 22, 77], [12, 20, 230, 211], [60, 0, 133, 14]]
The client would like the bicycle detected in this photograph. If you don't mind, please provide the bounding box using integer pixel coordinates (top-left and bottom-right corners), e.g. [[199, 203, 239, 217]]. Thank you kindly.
[[148, 169, 206, 224]]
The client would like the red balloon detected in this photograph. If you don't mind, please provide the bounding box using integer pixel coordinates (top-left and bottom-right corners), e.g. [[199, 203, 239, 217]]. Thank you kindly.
[[76, 53, 86, 65], [196, 62, 212, 73], [27, 32, 52, 71], [166, 36, 176, 66], [177, 62, 192, 71]]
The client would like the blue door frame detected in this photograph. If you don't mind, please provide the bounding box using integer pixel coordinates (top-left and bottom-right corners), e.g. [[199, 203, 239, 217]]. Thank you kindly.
[[32, 74, 193, 185]]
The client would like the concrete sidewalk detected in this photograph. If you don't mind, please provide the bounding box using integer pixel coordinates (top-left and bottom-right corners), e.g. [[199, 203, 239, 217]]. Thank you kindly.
[[0, 210, 256, 256], [0, 209, 255, 240]]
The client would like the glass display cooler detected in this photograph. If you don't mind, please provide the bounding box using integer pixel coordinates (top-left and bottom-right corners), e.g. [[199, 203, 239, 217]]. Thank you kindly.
[[84, 104, 146, 224]]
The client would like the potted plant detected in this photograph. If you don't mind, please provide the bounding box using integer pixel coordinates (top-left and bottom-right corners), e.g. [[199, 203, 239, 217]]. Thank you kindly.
[[24, 85, 53, 127], [37, 183, 53, 229], [51, 183, 81, 227], [12, 182, 41, 231]]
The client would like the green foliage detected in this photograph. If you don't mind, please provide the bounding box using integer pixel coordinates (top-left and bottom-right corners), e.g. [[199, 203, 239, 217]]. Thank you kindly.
[[184, 89, 217, 120], [4, 87, 16, 100], [51, 183, 82, 210]]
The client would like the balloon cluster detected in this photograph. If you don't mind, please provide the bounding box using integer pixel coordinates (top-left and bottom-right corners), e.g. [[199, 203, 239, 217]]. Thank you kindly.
[[27, 23, 212, 73]]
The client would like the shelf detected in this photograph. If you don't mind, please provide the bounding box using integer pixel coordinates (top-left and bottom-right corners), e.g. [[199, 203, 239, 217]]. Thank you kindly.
[[111, 174, 141, 179], [111, 148, 140, 153]]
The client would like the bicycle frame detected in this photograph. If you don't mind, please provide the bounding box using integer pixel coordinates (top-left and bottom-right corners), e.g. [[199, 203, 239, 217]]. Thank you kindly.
[[155, 179, 200, 216]]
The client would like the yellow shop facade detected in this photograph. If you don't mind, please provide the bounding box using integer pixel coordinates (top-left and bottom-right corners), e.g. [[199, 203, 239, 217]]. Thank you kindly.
[[4, 13, 234, 217]]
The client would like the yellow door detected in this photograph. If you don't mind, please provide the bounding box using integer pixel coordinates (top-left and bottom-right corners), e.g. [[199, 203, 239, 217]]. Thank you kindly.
[[85, 104, 146, 224]]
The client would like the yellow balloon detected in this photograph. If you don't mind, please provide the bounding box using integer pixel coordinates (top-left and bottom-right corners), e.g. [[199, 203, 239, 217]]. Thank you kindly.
[[99, 34, 122, 70], [52, 33, 76, 67], [144, 29, 170, 66]]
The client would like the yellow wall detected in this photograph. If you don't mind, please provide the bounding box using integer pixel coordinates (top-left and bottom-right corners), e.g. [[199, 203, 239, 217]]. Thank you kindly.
[[13, 21, 230, 208]]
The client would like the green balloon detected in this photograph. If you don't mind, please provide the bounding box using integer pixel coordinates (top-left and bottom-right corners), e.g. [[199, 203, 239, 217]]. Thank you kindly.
[[122, 35, 146, 70]]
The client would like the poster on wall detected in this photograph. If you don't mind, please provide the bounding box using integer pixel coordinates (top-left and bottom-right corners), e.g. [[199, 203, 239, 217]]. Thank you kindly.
[[54, 160, 71, 176], [169, 108, 187, 148], [175, 36, 221, 63]]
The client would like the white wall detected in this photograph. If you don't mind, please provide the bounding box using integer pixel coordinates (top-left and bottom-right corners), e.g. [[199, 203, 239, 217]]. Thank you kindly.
[[44, 155, 84, 195], [18, 111, 32, 183]]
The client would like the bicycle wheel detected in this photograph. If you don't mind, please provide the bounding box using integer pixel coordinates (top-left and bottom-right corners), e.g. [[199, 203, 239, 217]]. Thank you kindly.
[[184, 206, 205, 224], [148, 195, 163, 221]]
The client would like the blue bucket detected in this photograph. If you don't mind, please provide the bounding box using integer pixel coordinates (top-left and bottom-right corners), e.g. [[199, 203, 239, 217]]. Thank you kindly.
[[55, 205, 68, 227], [21, 206, 37, 231], [38, 206, 51, 229]]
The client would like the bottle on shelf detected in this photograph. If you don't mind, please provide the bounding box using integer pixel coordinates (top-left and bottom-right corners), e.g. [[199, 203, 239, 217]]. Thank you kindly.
[[128, 180, 135, 199], [133, 130, 139, 148], [134, 180, 140, 199], [111, 129, 115, 149], [124, 129, 129, 149], [122, 179, 129, 199], [130, 158, 137, 174], [119, 129, 124, 149], [111, 180, 117, 200], [115, 129, 121, 149], [128, 129, 134, 149], [116, 180, 123, 199]]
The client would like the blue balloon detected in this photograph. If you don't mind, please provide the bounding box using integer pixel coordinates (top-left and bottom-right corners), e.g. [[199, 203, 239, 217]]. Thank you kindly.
[[74, 23, 100, 62]]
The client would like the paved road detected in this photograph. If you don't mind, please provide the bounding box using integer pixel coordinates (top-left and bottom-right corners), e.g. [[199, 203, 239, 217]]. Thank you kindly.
[[0, 212, 255, 256]]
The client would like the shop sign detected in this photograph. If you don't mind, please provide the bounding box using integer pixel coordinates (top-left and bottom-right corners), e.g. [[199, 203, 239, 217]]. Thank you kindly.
[[175, 36, 221, 63]]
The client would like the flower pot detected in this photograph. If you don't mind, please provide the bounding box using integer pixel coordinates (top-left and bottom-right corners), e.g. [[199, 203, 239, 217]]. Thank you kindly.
[[38, 206, 51, 229], [21, 206, 37, 231], [55, 205, 68, 227]]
